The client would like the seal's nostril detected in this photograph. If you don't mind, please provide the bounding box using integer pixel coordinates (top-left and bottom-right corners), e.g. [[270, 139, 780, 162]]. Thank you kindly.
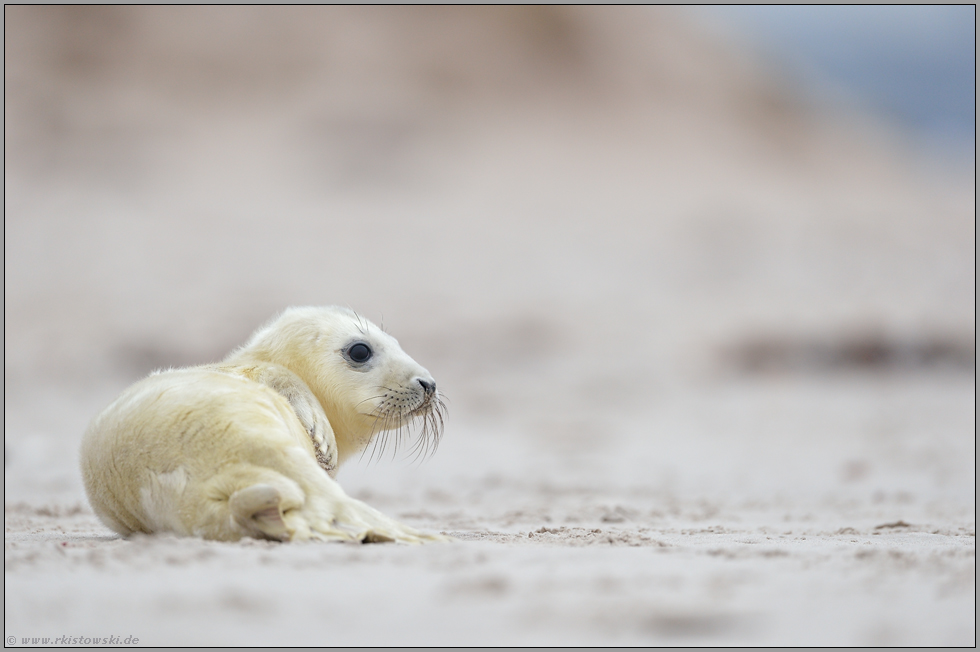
[[417, 378, 436, 395]]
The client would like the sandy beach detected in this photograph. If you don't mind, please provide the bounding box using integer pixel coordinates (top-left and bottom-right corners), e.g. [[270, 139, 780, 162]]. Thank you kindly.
[[4, 7, 975, 646]]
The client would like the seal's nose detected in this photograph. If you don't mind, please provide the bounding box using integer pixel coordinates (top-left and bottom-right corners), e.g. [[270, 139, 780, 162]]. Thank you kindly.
[[417, 378, 436, 396]]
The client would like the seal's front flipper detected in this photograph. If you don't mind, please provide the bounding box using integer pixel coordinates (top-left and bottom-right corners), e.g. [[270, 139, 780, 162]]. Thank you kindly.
[[229, 484, 291, 541]]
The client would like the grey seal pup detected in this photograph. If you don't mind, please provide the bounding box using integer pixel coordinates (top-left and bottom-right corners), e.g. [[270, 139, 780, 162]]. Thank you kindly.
[[80, 306, 447, 543]]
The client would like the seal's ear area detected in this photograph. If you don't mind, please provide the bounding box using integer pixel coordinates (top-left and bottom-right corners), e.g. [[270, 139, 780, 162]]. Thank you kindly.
[[229, 484, 291, 542]]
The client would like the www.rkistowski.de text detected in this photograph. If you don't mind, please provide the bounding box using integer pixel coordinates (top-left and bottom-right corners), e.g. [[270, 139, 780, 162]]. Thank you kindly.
[[7, 635, 140, 645]]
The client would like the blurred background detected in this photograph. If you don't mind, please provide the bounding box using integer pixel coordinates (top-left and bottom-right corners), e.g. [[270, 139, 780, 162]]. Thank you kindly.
[[4, 7, 975, 646], [700, 6, 975, 157], [4, 4, 975, 505]]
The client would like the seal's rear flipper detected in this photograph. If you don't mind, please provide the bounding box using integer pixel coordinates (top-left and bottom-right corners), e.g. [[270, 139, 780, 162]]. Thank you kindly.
[[361, 530, 397, 543], [229, 484, 291, 541]]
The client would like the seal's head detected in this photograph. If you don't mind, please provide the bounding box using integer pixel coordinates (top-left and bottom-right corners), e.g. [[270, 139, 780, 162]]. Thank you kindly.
[[235, 306, 445, 463]]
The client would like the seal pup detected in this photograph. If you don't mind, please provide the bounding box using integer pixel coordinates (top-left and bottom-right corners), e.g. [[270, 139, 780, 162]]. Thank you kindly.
[[80, 306, 447, 543]]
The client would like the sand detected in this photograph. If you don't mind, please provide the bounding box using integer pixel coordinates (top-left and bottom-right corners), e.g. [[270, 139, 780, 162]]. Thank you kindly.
[[4, 7, 975, 646]]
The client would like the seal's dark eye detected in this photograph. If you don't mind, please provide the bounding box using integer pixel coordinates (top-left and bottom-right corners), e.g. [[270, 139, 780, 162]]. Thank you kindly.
[[348, 343, 372, 363]]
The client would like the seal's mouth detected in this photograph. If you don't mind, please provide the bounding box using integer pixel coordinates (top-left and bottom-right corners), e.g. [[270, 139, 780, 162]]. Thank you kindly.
[[360, 389, 446, 463], [359, 396, 429, 421], [407, 395, 434, 417]]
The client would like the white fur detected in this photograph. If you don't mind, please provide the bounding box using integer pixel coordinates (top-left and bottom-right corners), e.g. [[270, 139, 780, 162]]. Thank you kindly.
[[140, 468, 190, 535], [80, 306, 446, 543]]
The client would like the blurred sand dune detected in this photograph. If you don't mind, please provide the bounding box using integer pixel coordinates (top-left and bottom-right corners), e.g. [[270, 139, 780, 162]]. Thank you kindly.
[[6, 7, 973, 390]]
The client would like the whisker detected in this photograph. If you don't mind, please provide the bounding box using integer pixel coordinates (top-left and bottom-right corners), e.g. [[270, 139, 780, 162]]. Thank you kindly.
[[356, 384, 447, 467], [354, 394, 388, 410]]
